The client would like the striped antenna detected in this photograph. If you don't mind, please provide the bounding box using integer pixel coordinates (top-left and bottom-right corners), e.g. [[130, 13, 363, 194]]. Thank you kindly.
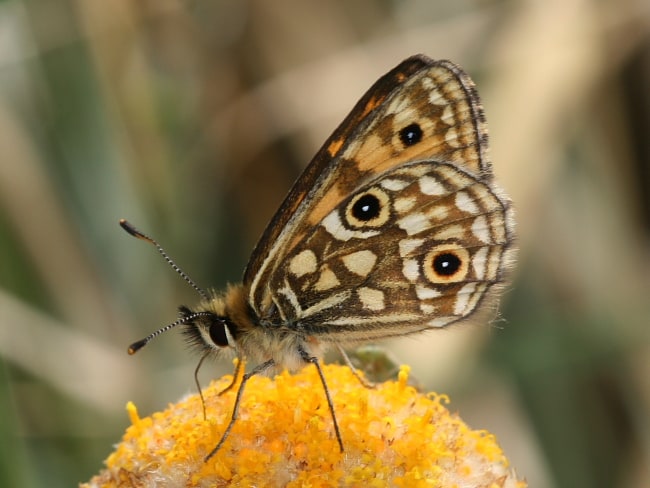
[[119, 219, 209, 301], [127, 311, 214, 354]]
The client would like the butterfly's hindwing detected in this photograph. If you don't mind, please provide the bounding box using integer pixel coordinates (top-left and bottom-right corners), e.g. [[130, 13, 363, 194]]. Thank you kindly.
[[264, 161, 511, 342]]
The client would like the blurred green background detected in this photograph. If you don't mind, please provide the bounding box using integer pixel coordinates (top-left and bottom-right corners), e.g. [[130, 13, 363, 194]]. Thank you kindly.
[[1, 1, 648, 487]]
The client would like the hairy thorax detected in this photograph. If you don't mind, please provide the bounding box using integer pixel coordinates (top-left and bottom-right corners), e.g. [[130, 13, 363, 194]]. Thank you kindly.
[[196, 284, 328, 373]]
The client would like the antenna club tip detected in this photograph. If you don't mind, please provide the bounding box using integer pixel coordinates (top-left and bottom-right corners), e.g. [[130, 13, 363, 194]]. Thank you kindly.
[[128, 339, 148, 355], [119, 219, 155, 243], [119, 219, 138, 236]]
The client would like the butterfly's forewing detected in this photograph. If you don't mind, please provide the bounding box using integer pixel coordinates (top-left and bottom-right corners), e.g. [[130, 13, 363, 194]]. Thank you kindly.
[[243, 56, 430, 288], [244, 55, 512, 328]]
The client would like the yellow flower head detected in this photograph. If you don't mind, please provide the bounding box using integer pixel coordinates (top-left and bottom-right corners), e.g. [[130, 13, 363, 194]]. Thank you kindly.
[[82, 362, 526, 488]]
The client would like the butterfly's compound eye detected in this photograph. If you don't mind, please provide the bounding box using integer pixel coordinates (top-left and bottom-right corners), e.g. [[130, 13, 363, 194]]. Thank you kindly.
[[423, 244, 470, 283], [209, 320, 230, 347], [345, 187, 391, 228]]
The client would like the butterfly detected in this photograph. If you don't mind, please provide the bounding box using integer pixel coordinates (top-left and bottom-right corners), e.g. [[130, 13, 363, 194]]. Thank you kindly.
[[122, 54, 515, 461]]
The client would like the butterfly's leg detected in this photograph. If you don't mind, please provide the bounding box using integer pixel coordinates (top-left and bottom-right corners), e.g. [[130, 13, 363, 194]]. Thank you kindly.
[[298, 346, 344, 453], [217, 355, 244, 396], [204, 358, 275, 462], [194, 351, 211, 420], [336, 344, 376, 389]]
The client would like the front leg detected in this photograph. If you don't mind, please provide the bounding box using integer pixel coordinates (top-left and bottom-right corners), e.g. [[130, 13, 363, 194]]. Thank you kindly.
[[204, 358, 275, 461]]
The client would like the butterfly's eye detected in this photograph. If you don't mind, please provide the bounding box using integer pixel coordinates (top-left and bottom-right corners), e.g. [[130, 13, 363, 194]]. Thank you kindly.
[[423, 245, 470, 283], [345, 187, 391, 228], [209, 322, 230, 347], [399, 123, 423, 147]]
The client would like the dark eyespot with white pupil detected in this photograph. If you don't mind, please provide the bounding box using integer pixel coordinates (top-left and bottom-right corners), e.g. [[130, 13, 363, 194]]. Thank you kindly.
[[399, 123, 423, 147], [345, 187, 391, 228], [352, 193, 381, 221], [433, 252, 462, 276]]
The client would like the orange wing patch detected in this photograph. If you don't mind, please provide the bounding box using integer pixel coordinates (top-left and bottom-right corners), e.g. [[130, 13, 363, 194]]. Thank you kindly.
[[360, 95, 383, 119], [327, 138, 345, 158]]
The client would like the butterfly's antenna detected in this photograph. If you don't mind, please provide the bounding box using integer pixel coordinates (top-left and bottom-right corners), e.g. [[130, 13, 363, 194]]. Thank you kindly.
[[127, 311, 214, 354], [119, 219, 209, 302]]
